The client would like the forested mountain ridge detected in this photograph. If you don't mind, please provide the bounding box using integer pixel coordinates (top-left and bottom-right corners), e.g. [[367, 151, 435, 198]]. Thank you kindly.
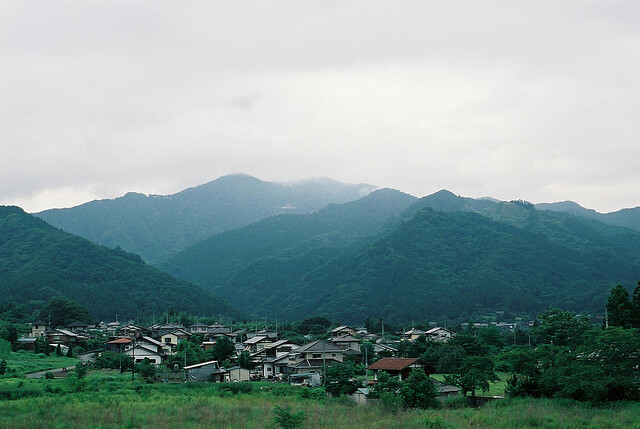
[[36, 174, 376, 263], [184, 199, 640, 323], [535, 201, 640, 232], [0, 206, 241, 321], [405, 190, 640, 233], [160, 188, 417, 288]]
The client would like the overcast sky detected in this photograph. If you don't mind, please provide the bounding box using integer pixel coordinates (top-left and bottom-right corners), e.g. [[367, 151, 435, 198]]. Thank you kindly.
[[2, 1, 639, 213]]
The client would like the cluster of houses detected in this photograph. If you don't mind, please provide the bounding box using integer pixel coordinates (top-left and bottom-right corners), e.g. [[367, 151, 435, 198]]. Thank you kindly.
[[20, 319, 466, 399]]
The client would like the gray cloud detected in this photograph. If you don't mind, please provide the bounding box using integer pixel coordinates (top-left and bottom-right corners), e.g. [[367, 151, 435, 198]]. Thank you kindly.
[[1, 1, 639, 213]]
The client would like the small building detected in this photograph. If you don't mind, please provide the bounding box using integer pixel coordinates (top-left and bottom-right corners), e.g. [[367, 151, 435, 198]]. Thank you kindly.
[[16, 337, 37, 351], [368, 358, 426, 381], [289, 372, 321, 387], [189, 323, 210, 335], [372, 343, 397, 356], [250, 339, 300, 378], [136, 336, 164, 354], [225, 366, 251, 382], [243, 335, 275, 353], [148, 323, 185, 338], [403, 328, 426, 341], [124, 343, 163, 365], [432, 378, 460, 400], [331, 326, 358, 338], [184, 360, 225, 382], [425, 327, 454, 342], [285, 340, 345, 375], [120, 325, 144, 339], [331, 335, 361, 352], [29, 320, 50, 338], [67, 321, 90, 333], [351, 387, 377, 405], [48, 329, 89, 346], [160, 329, 191, 353], [104, 338, 132, 353]]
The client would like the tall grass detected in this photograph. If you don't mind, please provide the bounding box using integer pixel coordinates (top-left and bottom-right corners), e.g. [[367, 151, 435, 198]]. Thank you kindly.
[[1, 371, 639, 428], [1, 350, 79, 376]]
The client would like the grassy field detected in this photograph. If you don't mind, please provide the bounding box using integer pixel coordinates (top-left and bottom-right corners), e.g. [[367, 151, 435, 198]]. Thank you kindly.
[[1, 350, 80, 376], [431, 372, 508, 397], [1, 370, 640, 428]]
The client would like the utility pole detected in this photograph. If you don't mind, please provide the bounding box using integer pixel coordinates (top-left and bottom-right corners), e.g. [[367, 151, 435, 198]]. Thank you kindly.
[[131, 338, 135, 383], [322, 340, 326, 385], [364, 343, 368, 386]]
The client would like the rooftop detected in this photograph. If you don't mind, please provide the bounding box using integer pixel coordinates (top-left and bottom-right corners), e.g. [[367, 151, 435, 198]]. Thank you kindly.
[[368, 358, 419, 371]]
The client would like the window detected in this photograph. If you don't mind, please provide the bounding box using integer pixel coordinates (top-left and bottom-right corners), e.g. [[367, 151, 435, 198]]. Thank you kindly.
[[312, 353, 321, 359]]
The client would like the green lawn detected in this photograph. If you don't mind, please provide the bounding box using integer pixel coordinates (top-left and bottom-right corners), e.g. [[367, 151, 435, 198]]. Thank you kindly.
[[431, 372, 508, 397]]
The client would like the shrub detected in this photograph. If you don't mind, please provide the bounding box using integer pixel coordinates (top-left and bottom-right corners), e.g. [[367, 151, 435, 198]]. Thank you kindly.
[[75, 362, 88, 379], [299, 387, 326, 401], [44, 371, 55, 379], [424, 415, 447, 429], [380, 392, 403, 414], [273, 406, 305, 429]]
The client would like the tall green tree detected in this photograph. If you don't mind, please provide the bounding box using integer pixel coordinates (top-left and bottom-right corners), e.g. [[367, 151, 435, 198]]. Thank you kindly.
[[447, 355, 498, 402], [631, 282, 640, 328], [448, 332, 485, 355], [607, 285, 633, 328], [40, 297, 93, 328], [210, 336, 235, 363], [398, 368, 438, 409], [324, 362, 360, 396], [237, 351, 252, 369], [531, 308, 591, 347]]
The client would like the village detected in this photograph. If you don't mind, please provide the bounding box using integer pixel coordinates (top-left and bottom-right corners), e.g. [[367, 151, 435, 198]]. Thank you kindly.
[[14, 317, 532, 403]]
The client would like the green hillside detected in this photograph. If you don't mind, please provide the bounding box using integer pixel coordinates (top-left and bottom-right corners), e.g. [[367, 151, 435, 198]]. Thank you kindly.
[[160, 188, 417, 287], [36, 174, 376, 263], [0, 206, 241, 321], [203, 200, 640, 323]]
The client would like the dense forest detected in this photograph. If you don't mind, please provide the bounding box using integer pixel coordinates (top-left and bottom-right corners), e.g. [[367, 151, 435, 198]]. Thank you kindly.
[[163, 193, 640, 323], [0, 206, 240, 320], [160, 188, 417, 287]]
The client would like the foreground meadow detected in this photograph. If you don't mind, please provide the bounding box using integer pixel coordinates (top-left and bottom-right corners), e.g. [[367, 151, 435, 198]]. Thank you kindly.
[[1, 371, 640, 429]]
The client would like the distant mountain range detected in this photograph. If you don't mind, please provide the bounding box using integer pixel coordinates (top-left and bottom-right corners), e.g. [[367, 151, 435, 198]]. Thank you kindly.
[[36, 174, 376, 264], [0, 206, 240, 321], [10, 174, 640, 323], [162, 189, 640, 323]]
